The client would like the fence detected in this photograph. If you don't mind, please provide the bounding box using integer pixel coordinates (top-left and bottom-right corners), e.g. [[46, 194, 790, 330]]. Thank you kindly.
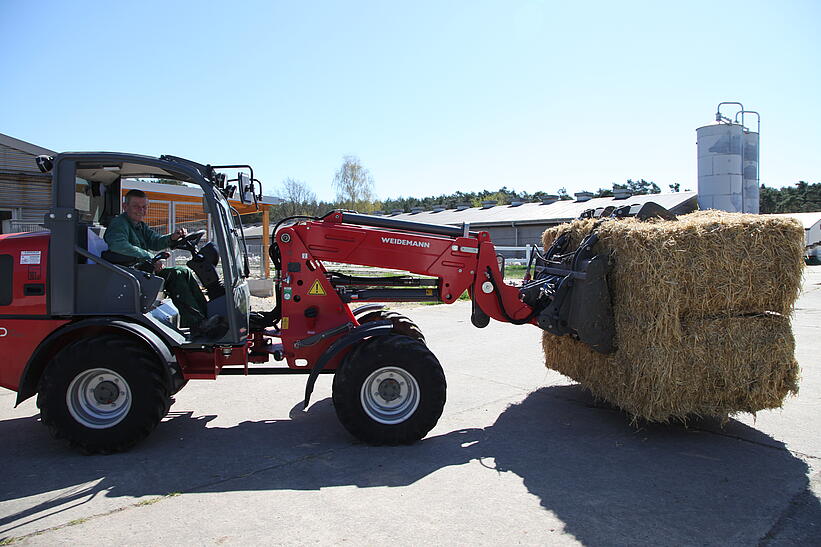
[[246, 244, 266, 278], [495, 246, 534, 264], [8, 221, 45, 233]]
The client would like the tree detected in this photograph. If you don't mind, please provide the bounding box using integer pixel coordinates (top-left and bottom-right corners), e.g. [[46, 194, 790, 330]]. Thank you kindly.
[[364, 178, 677, 214], [277, 178, 318, 218], [623, 179, 661, 195], [759, 185, 779, 213], [759, 181, 821, 213], [669, 182, 681, 192], [333, 155, 376, 212]]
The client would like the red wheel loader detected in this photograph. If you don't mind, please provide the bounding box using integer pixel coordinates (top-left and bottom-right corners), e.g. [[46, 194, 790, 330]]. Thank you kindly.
[[0, 151, 644, 453]]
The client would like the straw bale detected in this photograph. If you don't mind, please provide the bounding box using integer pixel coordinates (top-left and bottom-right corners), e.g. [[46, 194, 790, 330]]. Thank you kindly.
[[540, 210, 805, 421], [542, 314, 798, 421]]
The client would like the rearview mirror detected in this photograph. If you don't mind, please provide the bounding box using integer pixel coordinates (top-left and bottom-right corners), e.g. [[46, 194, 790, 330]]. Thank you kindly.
[[238, 172, 252, 204]]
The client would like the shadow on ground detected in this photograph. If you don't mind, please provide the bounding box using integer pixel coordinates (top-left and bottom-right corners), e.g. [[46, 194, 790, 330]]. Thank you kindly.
[[1, 385, 818, 545]]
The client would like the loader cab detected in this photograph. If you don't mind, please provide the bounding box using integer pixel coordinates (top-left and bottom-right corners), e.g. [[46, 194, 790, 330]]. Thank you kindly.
[[42, 152, 251, 347]]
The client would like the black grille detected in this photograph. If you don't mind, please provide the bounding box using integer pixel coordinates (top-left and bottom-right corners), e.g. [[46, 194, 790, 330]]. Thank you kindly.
[[0, 255, 12, 306]]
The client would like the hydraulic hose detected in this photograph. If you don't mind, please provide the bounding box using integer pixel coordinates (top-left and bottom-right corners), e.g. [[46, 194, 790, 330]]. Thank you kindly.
[[485, 266, 538, 325], [272, 215, 321, 235]]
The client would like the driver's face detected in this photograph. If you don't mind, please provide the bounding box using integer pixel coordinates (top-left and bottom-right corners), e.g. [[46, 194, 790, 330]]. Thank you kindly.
[[125, 197, 149, 224]]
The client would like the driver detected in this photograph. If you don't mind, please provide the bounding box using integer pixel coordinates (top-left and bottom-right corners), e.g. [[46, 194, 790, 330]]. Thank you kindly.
[[104, 189, 209, 330]]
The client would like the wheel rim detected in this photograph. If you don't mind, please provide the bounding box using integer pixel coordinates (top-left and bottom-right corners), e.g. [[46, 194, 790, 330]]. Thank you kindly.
[[360, 366, 420, 425], [66, 368, 132, 429]]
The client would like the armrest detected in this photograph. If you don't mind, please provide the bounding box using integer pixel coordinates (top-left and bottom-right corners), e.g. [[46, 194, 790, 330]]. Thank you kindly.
[[101, 250, 139, 266]]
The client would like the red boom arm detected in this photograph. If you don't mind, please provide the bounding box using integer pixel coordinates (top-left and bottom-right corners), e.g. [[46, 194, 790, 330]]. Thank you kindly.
[[271, 212, 536, 371]]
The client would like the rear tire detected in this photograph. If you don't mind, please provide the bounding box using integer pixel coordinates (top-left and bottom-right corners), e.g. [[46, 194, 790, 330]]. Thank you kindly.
[[332, 334, 446, 445], [357, 310, 425, 344], [37, 334, 171, 454]]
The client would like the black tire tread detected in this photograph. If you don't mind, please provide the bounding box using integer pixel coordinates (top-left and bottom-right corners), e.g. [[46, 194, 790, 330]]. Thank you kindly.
[[357, 310, 425, 344], [36, 334, 170, 454], [332, 334, 445, 445]]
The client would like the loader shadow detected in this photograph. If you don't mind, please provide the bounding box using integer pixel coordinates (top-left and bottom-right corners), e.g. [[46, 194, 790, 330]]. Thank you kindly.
[[476, 387, 821, 546], [1, 386, 819, 545]]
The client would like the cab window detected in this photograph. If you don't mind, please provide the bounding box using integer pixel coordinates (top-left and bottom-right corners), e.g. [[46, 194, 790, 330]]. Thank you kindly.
[[75, 177, 104, 223]]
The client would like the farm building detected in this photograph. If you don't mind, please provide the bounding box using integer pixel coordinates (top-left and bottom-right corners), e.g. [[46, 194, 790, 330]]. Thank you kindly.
[[0, 133, 279, 238], [769, 212, 821, 263], [0, 132, 283, 277], [245, 191, 698, 259], [0, 132, 56, 234], [383, 192, 698, 253]]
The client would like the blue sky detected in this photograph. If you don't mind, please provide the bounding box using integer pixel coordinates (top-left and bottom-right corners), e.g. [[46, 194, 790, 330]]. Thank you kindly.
[[1, 0, 818, 202]]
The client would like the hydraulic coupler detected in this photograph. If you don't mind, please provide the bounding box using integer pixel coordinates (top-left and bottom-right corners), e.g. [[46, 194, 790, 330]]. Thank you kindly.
[[520, 232, 616, 354]]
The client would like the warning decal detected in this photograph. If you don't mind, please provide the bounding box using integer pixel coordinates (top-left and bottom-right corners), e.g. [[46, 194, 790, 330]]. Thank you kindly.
[[308, 280, 327, 296], [20, 251, 41, 265], [281, 317, 289, 329]]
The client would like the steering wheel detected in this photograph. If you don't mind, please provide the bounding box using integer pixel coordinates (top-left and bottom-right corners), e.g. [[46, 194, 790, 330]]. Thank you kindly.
[[170, 229, 206, 253]]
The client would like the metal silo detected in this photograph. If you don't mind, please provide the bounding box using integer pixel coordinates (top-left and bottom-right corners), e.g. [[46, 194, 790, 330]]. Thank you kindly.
[[696, 102, 760, 213], [742, 124, 760, 213]]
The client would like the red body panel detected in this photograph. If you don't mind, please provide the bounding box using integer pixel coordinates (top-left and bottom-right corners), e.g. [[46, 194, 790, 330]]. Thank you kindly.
[[175, 346, 249, 380], [472, 241, 535, 323], [277, 226, 361, 370], [288, 221, 479, 304], [273, 216, 537, 370], [0, 231, 50, 316], [0, 217, 534, 393], [0, 319, 70, 391]]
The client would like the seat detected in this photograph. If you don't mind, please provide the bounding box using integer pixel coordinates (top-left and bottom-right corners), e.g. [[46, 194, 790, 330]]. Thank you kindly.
[[86, 227, 109, 264]]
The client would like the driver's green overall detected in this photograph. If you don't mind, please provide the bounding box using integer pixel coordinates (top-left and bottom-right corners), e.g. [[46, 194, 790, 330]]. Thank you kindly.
[[104, 213, 208, 328]]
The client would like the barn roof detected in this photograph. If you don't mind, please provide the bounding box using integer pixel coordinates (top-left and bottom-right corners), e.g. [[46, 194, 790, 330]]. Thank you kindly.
[[768, 212, 821, 230], [384, 191, 698, 227], [243, 191, 698, 239]]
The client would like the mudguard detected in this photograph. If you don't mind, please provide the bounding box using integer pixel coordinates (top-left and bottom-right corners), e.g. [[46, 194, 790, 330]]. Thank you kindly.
[[302, 320, 393, 409], [16, 317, 179, 405]]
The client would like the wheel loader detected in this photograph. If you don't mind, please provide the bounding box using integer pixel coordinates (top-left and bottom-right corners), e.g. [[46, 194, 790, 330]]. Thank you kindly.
[[0, 151, 662, 453]]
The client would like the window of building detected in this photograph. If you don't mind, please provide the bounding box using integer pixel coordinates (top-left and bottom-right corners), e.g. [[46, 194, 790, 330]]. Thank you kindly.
[[0, 209, 14, 234]]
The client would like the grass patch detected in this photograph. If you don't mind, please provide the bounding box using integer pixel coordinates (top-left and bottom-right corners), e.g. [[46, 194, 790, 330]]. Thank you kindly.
[[502, 264, 528, 279], [340, 262, 529, 307], [136, 492, 182, 506], [0, 491, 186, 545], [136, 497, 164, 506]]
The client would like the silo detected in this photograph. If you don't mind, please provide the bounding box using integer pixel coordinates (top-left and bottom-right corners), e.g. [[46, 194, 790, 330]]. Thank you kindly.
[[742, 130, 760, 213], [696, 103, 760, 213]]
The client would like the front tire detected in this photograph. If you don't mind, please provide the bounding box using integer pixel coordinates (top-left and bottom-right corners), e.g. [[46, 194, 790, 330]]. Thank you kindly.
[[357, 310, 426, 344], [332, 334, 446, 445], [37, 334, 171, 454]]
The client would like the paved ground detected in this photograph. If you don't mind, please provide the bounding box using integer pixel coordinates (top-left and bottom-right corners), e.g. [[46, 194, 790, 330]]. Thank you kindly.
[[1, 267, 819, 545]]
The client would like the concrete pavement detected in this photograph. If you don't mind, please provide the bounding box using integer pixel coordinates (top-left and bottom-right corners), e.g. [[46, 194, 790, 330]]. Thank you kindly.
[[0, 266, 819, 545]]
